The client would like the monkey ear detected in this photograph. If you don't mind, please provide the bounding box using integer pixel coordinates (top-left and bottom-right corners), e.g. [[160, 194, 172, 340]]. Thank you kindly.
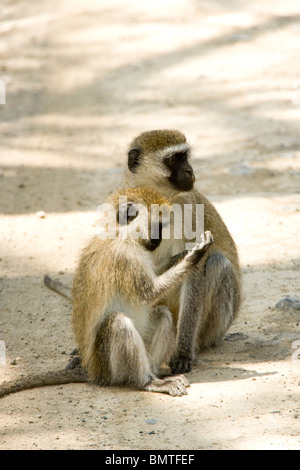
[[117, 202, 139, 225], [128, 147, 141, 173]]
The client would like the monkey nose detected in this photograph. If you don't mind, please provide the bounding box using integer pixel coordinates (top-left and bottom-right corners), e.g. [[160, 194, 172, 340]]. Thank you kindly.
[[186, 168, 195, 181]]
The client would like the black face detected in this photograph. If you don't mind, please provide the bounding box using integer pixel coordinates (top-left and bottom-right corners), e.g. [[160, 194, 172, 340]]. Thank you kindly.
[[117, 202, 139, 225], [164, 151, 195, 191], [117, 201, 162, 251], [127, 147, 195, 191], [144, 221, 163, 252]]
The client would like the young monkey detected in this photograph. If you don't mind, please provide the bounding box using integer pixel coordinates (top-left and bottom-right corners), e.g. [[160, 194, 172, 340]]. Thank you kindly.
[[72, 187, 213, 396], [0, 187, 213, 398]]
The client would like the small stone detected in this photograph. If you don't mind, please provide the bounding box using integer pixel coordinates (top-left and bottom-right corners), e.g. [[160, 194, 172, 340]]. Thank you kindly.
[[145, 419, 157, 424], [225, 332, 248, 341], [10, 357, 20, 365], [35, 211, 46, 218], [275, 297, 300, 311]]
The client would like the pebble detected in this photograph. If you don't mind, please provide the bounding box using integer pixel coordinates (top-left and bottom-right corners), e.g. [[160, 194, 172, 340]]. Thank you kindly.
[[10, 357, 20, 365], [35, 211, 46, 218], [275, 297, 300, 311], [225, 332, 248, 341]]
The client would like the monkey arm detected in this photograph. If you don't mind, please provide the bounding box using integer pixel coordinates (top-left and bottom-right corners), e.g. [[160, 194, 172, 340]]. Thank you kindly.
[[163, 250, 188, 270], [149, 232, 213, 304]]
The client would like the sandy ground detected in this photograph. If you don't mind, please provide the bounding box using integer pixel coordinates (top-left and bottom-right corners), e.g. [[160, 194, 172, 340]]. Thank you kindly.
[[0, 0, 300, 450]]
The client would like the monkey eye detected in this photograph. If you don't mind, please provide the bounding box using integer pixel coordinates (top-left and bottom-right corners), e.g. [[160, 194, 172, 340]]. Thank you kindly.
[[175, 151, 188, 161], [165, 152, 187, 165], [165, 155, 176, 165]]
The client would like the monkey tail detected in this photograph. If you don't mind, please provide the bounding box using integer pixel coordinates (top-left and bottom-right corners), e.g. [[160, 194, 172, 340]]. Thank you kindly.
[[0, 367, 87, 398], [44, 275, 72, 301]]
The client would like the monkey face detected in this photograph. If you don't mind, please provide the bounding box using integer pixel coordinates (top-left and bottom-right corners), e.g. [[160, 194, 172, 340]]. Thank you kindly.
[[117, 201, 140, 226], [128, 147, 195, 192], [116, 200, 159, 247], [144, 220, 163, 251], [117, 201, 147, 241], [164, 151, 195, 191], [116, 199, 171, 252]]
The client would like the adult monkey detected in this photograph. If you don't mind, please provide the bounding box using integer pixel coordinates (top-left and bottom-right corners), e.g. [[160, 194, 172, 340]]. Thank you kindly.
[[122, 129, 242, 375]]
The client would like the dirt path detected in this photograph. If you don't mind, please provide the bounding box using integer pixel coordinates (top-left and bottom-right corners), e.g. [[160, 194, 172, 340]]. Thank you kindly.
[[0, 0, 300, 450]]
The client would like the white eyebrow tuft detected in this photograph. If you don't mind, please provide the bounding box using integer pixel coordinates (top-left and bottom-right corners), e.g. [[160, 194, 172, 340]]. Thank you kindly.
[[158, 143, 191, 159]]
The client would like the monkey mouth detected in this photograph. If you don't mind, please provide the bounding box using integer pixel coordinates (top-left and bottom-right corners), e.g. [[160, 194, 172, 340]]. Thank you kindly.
[[169, 179, 194, 191], [167, 169, 195, 191]]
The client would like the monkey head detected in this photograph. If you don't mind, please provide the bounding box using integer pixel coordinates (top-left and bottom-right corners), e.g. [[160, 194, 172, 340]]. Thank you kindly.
[[103, 187, 171, 252], [126, 130, 195, 193]]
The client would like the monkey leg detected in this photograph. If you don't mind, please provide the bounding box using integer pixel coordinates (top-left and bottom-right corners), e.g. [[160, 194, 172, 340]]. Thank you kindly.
[[93, 312, 153, 388], [170, 253, 240, 374], [93, 312, 189, 396], [197, 253, 241, 350], [147, 305, 175, 374]]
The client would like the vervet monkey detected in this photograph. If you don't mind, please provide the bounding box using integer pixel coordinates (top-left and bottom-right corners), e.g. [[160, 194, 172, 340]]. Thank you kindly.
[[0, 187, 213, 398], [122, 130, 242, 374], [72, 187, 213, 395]]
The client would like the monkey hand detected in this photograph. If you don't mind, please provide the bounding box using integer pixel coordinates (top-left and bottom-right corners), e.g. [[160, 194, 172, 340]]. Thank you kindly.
[[185, 230, 213, 266], [169, 353, 193, 374]]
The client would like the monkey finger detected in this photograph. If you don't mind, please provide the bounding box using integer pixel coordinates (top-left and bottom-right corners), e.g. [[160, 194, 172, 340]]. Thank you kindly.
[[162, 374, 190, 387], [168, 386, 188, 397], [170, 356, 192, 374], [204, 230, 213, 244], [145, 377, 189, 396], [162, 380, 188, 397], [174, 374, 190, 387]]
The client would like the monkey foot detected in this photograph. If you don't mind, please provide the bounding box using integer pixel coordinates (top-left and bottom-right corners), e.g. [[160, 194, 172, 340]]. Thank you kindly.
[[144, 375, 190, 397], [65, 354, 81, 370]]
